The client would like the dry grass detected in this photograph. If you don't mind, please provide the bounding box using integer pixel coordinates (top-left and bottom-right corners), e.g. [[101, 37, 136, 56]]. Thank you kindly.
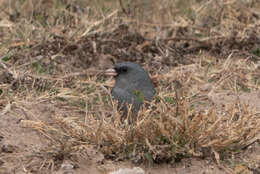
[[17, 58, 260, 164], [0, 0, 260, 173]]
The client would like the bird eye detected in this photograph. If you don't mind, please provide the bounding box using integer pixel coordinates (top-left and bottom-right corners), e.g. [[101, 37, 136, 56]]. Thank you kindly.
[[116, 66, 128, 73]]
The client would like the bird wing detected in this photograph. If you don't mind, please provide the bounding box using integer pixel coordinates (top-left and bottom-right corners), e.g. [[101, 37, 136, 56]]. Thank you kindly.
[[112, 86, 142, 112]]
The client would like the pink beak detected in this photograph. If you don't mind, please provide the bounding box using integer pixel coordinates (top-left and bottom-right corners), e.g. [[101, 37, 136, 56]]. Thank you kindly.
[[104, 68, 117, 76]]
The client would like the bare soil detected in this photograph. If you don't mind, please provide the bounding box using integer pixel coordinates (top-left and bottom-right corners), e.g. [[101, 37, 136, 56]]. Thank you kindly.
[[1, 1, 260, 174], [0, 95, 259, 174]]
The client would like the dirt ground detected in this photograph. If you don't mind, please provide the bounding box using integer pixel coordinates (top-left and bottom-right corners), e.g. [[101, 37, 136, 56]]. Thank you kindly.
[[0, 92, 259, 173], [1, 0, 260, 174]]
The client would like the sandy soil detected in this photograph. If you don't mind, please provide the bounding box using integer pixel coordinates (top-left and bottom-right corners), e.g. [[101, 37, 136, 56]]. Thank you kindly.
[[0, 1, 260, 173], [1, 91, 259, 174]]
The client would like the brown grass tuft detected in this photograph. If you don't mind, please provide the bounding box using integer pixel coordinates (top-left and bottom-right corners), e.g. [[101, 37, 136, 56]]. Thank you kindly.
[[1, 0, 260, 172]]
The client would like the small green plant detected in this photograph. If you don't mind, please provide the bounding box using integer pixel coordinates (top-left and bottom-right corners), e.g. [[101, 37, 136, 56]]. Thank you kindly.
[[252, 48, 260, 57], [32, 62, 44, 74], [1, 55, 11, 62], [143, 152, 153, 165], [164, 96, 176, 105], [132, 90, 144, 103], [34, 13, 47, 27]]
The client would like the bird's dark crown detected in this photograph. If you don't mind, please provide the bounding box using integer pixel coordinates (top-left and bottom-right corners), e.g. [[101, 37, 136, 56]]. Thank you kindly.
[[114, 66, 128, 74], [113, 62, 144, 76]]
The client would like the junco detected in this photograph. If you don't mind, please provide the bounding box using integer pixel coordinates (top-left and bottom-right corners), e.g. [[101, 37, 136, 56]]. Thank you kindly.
[[105, 62, 156, 119]]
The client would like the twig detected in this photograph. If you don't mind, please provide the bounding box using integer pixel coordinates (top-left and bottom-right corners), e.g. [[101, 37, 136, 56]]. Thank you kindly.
[[241, 51, 260, 60], [119, 0, 129, 16], [0, 60, 18, 79], [81, 10, 118, 37]]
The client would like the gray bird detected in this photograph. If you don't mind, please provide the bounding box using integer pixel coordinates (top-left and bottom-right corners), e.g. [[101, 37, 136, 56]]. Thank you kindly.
[[105, 62, 155, 119]]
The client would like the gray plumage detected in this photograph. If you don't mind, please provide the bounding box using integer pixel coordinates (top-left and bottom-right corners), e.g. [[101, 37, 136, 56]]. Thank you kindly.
[[111, 62, 155, 115]]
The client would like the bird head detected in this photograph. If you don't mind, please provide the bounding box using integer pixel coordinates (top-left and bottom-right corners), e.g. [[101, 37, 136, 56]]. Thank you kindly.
[[105, 61, 155, 95], [104, 62, 156, 120]]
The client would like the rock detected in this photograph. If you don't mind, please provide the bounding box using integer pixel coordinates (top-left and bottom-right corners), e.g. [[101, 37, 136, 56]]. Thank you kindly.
[[108, 167, 145, 174]]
